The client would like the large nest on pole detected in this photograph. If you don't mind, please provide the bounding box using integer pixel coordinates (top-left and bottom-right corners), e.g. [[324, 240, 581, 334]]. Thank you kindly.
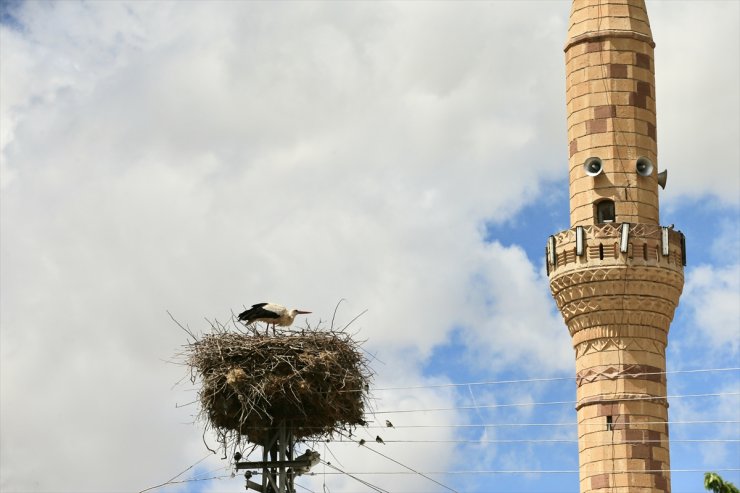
[[185, 325, 372, 446]]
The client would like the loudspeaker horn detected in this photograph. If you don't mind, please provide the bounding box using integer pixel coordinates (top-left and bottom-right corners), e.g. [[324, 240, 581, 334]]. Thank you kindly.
[[584, 157, 603, 177], [657, 169, 668, 189], [636, 157, 654, 176]]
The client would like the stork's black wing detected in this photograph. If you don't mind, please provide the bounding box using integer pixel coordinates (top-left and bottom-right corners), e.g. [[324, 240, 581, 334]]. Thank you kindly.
[[238, 303, 279, 322]]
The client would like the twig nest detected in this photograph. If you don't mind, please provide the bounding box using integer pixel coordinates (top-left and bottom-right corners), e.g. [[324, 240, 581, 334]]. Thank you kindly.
[[187, 327, 371, 445]]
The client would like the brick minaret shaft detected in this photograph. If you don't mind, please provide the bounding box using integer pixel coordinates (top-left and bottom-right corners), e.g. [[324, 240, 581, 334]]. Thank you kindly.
[[547, 1, 686, 492]]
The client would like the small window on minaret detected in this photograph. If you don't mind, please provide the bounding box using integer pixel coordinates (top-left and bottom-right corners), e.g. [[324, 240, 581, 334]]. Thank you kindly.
[[596, 200, 615, 223], [606, 415, 613, 431]]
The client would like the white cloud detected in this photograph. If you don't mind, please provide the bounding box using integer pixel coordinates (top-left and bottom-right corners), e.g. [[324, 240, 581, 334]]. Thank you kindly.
[[683, 263, 740, 354], [650, 1, 740, 205], [669, 380, 740, 468], [461, 241, 574, 375]]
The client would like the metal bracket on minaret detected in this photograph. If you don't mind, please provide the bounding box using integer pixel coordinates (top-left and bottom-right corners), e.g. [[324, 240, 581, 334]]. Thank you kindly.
[[661, 227, 670, 256], [619, 223, 630, 253], [576, 226, 584, 256], [548, 236, 557, 267]]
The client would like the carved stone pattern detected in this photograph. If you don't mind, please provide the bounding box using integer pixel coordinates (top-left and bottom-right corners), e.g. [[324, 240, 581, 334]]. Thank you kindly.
[[548, 264, 683, 340], [550, 266, 684, 295], [576, 393, 668, 410], [573, 326, 667, 347], [568, 312, 671, 335], [553, 279, 682, 308], [576, 364, 665, 387], [559, 295, 678, 324], [552, 224, 676, 243], [575, 337, 664, 357], [553, 228, 574, 244]]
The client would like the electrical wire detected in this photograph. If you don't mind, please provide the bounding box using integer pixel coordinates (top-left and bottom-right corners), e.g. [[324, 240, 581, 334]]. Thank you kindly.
[[322, 442, 345, 469], [319, 459, 389, 493], [139, 474, 233, 491], [363, 419, 740, 429], [372, 391, 740, 414], [295, 481, 319, 493], [313, 468, 740, 476], [369, 367, 740, 391], [357, 441, 459, 493], [137, 453, 214, 493], [214, 390, 740, 426], [187, 463, 231, 480], [332, 429, 459, 492], [328, 439, 740, 445], [192, 416, 740, 434]]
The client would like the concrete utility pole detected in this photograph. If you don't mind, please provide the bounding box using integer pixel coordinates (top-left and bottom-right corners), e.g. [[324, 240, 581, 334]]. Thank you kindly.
[[547, 1, 686, 492], [236, 421, 319, 493]]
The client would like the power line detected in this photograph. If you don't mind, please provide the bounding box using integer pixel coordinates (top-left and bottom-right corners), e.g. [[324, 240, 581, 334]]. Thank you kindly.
[[358, 441, 459, 493], [184, 418, 740, 434], [137, 453, 214, 493], [372, 391, 740, 414], [330, 439, 740, 445], [370, 367, 740, 391], [188, 464, 231, 480], [363, 419, 740, 429], [219, 391, 740, 426], [312, 468, 740, 476], [319, 460, 389, 493], [334, 429, 459, 492], [139, 474, 233, 491]]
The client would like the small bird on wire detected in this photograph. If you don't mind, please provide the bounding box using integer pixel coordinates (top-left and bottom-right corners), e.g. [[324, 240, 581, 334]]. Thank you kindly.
[[234, 452, 242, 461], [358, 439, 366, 446], [375, 436, 385, 445], [237, 302, 311, 335], [385, 420, 394, 428]]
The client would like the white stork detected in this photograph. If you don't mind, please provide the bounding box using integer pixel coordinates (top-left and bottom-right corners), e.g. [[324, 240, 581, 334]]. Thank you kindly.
[[237, 302, 311, 334]]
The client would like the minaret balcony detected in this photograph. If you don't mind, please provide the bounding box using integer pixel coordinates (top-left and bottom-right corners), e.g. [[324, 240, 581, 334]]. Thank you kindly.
[[546, 223, 685, 276], [546, 223, 685, 339]]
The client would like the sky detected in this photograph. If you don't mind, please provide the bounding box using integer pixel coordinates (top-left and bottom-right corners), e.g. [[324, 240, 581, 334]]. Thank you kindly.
[[0, 1, 738, 492]]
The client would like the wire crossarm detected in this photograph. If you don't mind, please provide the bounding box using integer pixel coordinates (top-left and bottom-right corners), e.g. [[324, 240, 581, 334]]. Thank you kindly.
[[235, 421, 320, 493], [236, 451, 320, 472]]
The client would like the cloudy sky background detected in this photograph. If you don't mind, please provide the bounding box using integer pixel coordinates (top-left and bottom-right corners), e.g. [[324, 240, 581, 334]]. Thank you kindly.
[[1, 1, 738, 492]]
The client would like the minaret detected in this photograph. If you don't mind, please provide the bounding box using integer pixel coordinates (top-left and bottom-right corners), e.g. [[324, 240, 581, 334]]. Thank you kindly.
[[547, 1, 686, 492]]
